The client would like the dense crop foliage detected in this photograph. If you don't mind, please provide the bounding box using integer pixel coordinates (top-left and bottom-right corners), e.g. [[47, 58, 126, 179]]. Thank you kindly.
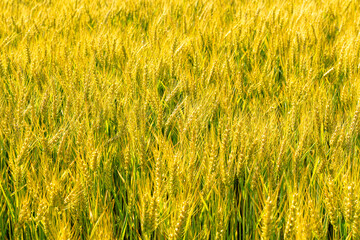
[[1, 0, 360, 239]]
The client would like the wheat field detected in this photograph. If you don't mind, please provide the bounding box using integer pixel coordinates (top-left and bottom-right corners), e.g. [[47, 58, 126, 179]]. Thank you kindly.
[[1, 0, 360, 239]]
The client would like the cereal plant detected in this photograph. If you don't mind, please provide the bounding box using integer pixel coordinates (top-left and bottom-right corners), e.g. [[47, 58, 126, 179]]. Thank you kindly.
[[1, 0, 360, 239]]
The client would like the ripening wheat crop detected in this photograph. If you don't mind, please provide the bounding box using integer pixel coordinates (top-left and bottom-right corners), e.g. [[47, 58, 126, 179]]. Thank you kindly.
[[1, 0, 360, 239]]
